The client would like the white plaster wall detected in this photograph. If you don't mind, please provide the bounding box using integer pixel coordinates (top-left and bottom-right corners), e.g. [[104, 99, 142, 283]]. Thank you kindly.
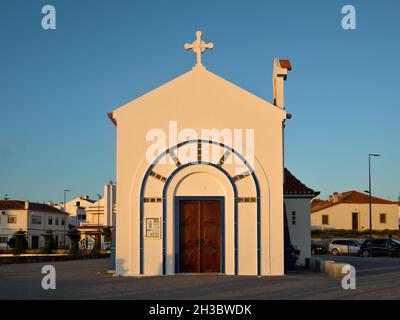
[[0, 209, 28, 232], [0, 209, 69, 248], [143, 202, 163, 275], [238, 202, 257, 275], [311, 203, 399, 231], [104, 183, 116, 226], [0, 209, 28, 248], [284, 197, 311, 266], [113, 66, 285, 276]]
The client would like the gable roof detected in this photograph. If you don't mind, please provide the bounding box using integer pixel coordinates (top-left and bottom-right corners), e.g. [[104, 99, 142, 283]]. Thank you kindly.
[[0, 200, 69, 215], [284, 168, 319, 197], [311, 190, 397, 213], [110, 66, 285, 122]]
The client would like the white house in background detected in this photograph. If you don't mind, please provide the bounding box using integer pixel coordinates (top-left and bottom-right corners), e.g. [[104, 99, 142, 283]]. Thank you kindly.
[[59, 181, 116, 228], [398, 194, 400, 227], [60, 195, 96, 227], [398, 203, 400, 227], [57, 181, 116, 248], [108, 31, 317, 276], [0, 200, 69, 249], [311, 191, 399, 231]]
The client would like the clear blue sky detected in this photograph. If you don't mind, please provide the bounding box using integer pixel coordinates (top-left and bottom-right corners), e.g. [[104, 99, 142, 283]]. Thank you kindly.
[[1, 0, 399, 203]]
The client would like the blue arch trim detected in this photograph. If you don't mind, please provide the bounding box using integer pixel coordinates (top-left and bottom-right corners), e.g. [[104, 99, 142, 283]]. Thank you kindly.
[[139, 140, 261, 275]]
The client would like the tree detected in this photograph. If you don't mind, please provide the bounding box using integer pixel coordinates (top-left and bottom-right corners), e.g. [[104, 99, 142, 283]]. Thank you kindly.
[[102, 226, 112, 242], [67, 230, 81, 254]]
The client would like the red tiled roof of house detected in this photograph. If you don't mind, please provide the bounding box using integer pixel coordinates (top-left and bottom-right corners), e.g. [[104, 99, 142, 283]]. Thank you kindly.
[[311, 190, 397, 213], [0, 200, 69, 215], [284, 168, 319, 196]]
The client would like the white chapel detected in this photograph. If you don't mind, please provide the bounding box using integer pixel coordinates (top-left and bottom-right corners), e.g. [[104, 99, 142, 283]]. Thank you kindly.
[[108, 31, 317, 276]]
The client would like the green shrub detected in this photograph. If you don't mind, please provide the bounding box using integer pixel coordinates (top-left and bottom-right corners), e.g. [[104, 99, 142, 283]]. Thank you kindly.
[[7, 237, 16, 249], [12, 230, 28, 255], [41, 230, 55, 254]]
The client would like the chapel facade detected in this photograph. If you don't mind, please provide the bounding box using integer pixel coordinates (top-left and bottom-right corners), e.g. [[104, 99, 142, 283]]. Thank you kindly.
[[108, 31, 317, 276]]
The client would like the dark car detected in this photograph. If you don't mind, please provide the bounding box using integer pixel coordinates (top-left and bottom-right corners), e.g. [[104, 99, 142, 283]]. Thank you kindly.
[[358, 238, 400, 257], [311, 241, 328, 255]]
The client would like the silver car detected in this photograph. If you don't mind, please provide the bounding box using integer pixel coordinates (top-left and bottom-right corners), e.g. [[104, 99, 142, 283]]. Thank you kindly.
[[329, 239, 362, 256]]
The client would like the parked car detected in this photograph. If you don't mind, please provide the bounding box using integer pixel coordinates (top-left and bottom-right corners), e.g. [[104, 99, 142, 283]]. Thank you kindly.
[[358, 238, 400, 257], [311, 241, 327, 255], [328, 239, 362, 256]]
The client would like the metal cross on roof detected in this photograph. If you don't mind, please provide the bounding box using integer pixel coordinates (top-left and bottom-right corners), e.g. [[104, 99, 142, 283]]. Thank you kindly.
[[184, 31, 214, 67]]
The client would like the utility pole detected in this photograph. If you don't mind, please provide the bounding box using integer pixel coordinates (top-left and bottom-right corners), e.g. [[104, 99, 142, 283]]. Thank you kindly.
[[368, 154, 380, 237], [63, 189, 70, 247]]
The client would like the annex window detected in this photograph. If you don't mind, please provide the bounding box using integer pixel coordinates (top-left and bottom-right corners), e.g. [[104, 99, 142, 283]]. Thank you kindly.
[[322, 215, 329, 225], [61, 218, 65, 226], [48, 217, 53, 225], [8, 215, 17, 224], [31, 215, 42, 225], [380, 213, 387, 224], [0, 236, 8, 244], [291, 211, 296, 225]]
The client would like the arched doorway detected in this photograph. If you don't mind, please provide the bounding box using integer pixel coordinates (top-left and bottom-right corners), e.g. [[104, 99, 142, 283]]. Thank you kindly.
[[139, 140, 261, 275]]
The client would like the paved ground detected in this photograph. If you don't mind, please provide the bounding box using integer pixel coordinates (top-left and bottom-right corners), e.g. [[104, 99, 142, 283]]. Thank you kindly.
[[1, 256, 400, 299]]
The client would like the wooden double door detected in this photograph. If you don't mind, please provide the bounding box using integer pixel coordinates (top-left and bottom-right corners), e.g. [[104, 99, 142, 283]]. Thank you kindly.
[[179, 199, 222, 273]]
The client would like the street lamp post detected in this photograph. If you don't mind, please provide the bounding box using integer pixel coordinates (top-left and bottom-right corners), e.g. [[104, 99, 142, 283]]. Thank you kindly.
[[368, 154, 380, 237], [63, 189, 70, 212], [96, 193, 102, 250]]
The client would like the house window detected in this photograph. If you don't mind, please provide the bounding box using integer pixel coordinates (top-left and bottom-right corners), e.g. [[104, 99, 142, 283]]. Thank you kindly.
[[8, 215, 17, 224], [61, 218, 65, 226], [55, 218, 59, 226], [291, 211, 296, 225], [322, 215, 329, 225], [31, 215, 42, 225], [0, 236, 8, 244], [380, 213, 387, 224], [78, 214, 86, 221], [48, 217, 53, 225]]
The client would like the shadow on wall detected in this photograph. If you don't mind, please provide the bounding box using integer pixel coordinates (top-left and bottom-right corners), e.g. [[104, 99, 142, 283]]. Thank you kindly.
[[114, 259, 172, 276]]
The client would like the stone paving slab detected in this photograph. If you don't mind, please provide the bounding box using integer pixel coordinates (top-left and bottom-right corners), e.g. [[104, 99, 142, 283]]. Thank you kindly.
[[1, 256, 400, 299]]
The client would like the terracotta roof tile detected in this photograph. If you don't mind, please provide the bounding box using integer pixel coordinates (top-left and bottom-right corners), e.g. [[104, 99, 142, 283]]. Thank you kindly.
[[0, 200, 69, 215], [284, 168, 318, 196], [311, 190, 397, 213]]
